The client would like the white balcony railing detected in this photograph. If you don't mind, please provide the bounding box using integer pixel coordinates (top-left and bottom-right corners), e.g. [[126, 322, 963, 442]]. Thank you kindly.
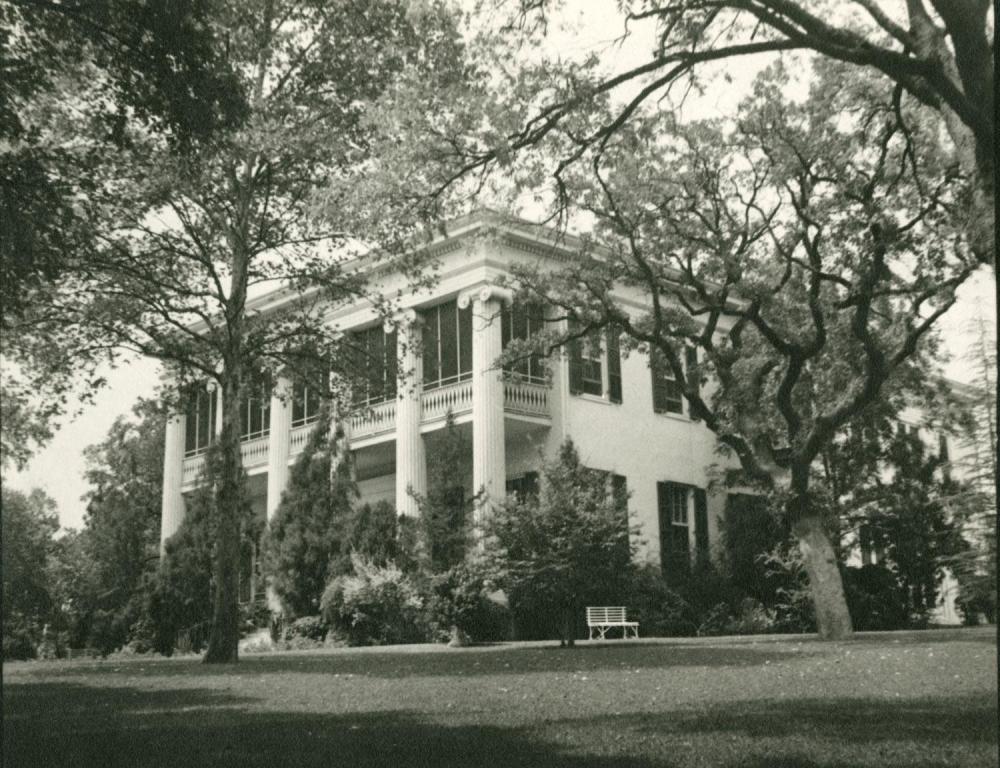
[[183, 382, 553, 483], [504, 380, 549, 418], [421, 379, 473, 424], [288, 422, 316, 458], [241, 434, 269, 468], [349, 398, 397, 440], [182, 453, 205, 485]]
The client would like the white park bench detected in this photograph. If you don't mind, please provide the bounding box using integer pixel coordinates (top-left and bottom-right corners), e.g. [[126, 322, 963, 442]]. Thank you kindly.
[[586, 606, 639, 640]]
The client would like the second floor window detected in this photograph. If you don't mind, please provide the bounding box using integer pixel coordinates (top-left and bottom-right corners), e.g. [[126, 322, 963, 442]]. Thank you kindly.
[[568, 323, 622, 403], [501, 303, 546, 384], [651, 349, 683, 414], [651, 346, 699, 418], [422, 300, 473, 390], [352, 325, 398, 407], [184, 387, 216, 457], [239, 377, 271, 441], [292, 382, 322, 427]]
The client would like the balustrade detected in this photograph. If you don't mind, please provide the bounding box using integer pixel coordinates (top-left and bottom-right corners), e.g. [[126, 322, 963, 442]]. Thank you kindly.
[[503, 380, 549, 418], [421, 379, 473, 423]]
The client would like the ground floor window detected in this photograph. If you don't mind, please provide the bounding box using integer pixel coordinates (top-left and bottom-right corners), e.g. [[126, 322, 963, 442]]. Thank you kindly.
[[506, 472, 539, 502], [658, 481, 690, 583]]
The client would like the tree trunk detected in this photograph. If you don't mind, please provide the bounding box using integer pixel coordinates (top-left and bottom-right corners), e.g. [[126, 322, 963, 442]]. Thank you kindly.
[[204, 373, 244, 663], [447, 625, 470, 647], [789, 495, 853, 641], [559, 604, 575, 648]]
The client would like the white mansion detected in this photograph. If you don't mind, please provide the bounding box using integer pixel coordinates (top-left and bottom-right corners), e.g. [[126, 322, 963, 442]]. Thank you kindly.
[[158, 211, 980, 619], [160, 211, 727, 586]]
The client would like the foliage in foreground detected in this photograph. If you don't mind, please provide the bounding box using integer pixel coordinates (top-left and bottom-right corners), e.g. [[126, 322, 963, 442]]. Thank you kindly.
[[261, 407, 357, 618], [485, 439, 635, 646]]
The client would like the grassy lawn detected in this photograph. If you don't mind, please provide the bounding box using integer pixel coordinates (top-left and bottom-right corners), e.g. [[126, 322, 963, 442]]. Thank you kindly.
[[3, 628, 996, 768]]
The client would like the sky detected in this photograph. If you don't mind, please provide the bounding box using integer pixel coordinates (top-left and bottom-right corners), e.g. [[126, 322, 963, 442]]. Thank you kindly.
[[6, 1, 997, 531]]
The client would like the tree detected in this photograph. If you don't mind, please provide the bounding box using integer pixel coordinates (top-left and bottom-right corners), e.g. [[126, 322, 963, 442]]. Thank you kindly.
[[5, 0, 464, 663], [948, 312, 998, 622], [2, 0, 246, 320], [485, 439, 634, 646], [1, 487, 60, 658], [57, 398, 167, 652], [261, 407, 357, 618], [831, 419, 967, 623], [373, 0, 993, 266], [492, 61, 972, 639], [1, 1, 247, 468]]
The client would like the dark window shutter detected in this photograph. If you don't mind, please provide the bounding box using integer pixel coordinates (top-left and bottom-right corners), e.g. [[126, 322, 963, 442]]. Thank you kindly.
[[568, 337, 584, 394], [651, 352, 668, 413], [607, 325, 622, 403], [694, 487, 709, 564], [657, 482, 673, 577], [685, 346, 700, 420]]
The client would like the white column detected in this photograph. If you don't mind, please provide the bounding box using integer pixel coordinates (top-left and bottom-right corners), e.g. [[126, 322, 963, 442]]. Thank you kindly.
[[160, 412, 186, 553], [395, 310, 426, 516], [266, 376, 293, 520], [465, 287, 507, 524]]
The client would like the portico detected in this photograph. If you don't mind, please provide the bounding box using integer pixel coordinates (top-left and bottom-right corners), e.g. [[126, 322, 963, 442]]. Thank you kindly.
[[159, 284, 551, 551]]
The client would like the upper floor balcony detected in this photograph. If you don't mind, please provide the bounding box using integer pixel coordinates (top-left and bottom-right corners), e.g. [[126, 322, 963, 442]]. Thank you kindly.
[[180, 377, 550, 488]]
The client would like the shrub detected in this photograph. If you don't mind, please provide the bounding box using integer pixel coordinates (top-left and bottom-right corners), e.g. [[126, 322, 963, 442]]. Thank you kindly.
[[485, 439, 636, 646], [2, 621, 38, 661], [428, 562, 509, 644], [261, 411, 357, 617], [626, 565, 698, 637], [277, 615, 329, 649], [761, 540, 816, 633], [844, 564, 910, 631], [320, 554, 428, 646]]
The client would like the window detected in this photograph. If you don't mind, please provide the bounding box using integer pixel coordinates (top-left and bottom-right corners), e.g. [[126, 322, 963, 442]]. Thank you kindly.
[[651, 346, 699, 417], [292, 382, 322, 427], [184, 387, 216, 457], [938, 433, 950, 461], [239, 376, 271, 441], [423, 300, 473, 390], [658, 482, 690, 584], [506, 471, 539, 502], [650, 349, 684, 414], [568, 323, 622, 403], [352, 325, 398, 407], [501, 303, 546, 383]]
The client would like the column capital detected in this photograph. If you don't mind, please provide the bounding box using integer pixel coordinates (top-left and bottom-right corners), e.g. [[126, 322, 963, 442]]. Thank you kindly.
[[458, 285, 513, 310], [385, 307, 422, 335]]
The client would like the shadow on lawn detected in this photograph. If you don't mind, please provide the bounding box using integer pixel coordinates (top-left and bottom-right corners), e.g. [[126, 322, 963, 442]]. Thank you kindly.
[[4, 681, 664, 768], [23, 643, 811, 681], [5, 679, 995, 768]]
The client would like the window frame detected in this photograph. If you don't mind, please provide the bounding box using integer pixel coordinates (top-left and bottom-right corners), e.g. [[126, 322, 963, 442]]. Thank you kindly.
[[184, 386, 217, 457], [351, 324, 398, 408], [422, 300, 473, 391], [291, 382, 322, 428], [568, 323, 623, 404]]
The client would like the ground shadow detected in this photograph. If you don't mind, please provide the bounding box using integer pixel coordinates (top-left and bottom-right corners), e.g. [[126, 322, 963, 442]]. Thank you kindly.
[[4, 678, 995, 768], [4, 681, 665, 768]]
